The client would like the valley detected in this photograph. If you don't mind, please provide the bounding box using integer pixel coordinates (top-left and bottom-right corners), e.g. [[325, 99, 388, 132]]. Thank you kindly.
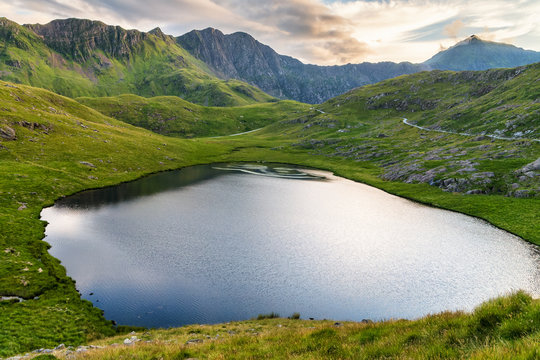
[[0, 13, 539, 360]]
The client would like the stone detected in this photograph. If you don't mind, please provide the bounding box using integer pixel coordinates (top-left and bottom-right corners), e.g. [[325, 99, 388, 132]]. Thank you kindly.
[[457, 166, 477, 173], [361, 319, 373, 324], [471, 172, 494, 180], [0, 126, 16, 140], [333, 322, 343, 327], [520, 158, 540, 172], [473, 135, 489, 141], [79, 161, 96, 168], [55, 343, 65, 350], [186, 339, 203, 344], [466, 189, 483, 195], [514, 190, 531, 198]]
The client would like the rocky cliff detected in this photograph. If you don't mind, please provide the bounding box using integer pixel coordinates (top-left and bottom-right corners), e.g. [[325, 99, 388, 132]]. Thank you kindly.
[[177, 28, 426, 103], [25, 19, 156, 61]]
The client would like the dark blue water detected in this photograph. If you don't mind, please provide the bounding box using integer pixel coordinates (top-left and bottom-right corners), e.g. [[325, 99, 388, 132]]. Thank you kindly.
[[41, 163, 540, 327]]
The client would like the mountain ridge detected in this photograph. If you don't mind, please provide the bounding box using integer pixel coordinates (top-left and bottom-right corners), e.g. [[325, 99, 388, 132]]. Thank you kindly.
[[2, 17, 540, 105], [177, 28, 540, 103], [177, 27, 427, 103], [424, 34, 540, 71], [0, 17, 274, 106]]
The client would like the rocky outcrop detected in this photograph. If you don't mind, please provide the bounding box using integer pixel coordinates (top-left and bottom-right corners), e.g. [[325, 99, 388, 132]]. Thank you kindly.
[[25, 19, 152, 61]]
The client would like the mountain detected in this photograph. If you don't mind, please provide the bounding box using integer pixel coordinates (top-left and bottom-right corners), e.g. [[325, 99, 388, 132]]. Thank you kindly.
[[178, 29, 540, 103], [423, 35, 540, 71], [3, 17, 540, 105], [0, 18, 274, 106], [177, 28, 426, 104]]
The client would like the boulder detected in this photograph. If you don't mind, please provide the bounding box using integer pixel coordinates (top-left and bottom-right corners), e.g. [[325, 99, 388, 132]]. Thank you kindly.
[[0, 126, 16, 140], [520, 158, 540, 172], [514, 190, 531, 198]]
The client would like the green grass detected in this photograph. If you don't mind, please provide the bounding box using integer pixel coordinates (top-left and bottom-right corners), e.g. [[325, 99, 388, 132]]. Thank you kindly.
[[39, 292, 540, 359], [0, 63, 539, 358], [77, 94, 309, 138], [322, 63, 540, 139]]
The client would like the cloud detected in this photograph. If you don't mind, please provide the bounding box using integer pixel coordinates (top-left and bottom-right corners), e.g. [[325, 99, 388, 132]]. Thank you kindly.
[[444, 19, 465, 40], [211, 0, 372, 64], [3, 0, 540, 64]]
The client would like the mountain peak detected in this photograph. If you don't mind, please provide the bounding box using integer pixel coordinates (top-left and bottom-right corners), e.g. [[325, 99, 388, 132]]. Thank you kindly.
[[424, 35, 540, 71], [200, 27, 224, 36], [148, 27, 168, 40], [455, 34, 484, 46]]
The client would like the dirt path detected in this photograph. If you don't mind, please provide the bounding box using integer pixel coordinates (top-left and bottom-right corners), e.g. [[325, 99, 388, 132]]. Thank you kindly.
[[402, 118, 539, 143]]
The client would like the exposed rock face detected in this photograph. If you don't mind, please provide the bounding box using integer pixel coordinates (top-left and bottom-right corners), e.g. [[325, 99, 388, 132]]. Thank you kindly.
[[25, 19, 151, 61], [177, 28, 427, 103]]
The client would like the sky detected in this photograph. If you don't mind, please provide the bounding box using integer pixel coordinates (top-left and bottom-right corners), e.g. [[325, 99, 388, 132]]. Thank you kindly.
[[3, 0, 540, 65]]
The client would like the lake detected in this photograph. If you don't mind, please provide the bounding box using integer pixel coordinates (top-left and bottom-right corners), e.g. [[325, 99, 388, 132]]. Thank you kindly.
[[41, 163, 540, 327]]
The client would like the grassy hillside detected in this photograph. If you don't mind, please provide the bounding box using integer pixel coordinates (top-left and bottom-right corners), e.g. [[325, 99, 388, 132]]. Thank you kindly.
[[0, 80, 239, 356], [267, 65, 540, 202], [322, 63, 540, 139], [0, 64, 539, 357], [0, 18, 274, 106], [77, 94, 309, 138]]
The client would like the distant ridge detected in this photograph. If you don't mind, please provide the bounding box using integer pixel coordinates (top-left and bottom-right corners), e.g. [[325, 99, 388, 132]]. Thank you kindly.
[[423, 35, 540, 71], [2, 17, 540, 104], [177, 28, 426, 103], [178, 29, 540, 103]]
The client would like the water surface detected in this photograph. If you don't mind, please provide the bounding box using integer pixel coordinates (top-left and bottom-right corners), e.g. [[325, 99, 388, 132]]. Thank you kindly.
[[41, 163, 540, 327]]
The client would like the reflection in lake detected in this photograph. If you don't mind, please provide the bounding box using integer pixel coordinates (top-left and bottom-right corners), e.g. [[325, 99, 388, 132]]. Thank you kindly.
[[41, 163, 540, 328]]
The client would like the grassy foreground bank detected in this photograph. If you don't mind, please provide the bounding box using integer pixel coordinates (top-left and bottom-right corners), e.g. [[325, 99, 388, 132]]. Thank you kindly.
[[29, 292, 540, 359], [0, 81, 539, 357]]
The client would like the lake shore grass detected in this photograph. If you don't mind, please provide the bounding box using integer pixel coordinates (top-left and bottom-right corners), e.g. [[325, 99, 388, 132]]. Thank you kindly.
[[32, 291, 540, 359]]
